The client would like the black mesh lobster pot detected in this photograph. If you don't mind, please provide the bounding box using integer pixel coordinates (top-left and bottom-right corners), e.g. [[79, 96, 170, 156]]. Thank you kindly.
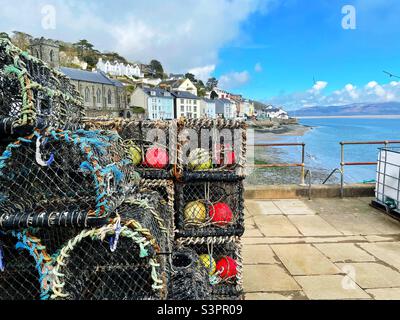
[[176, 237, 243, 300], [177, 118, 247, 181], [0, 230, 53, 300], [50, 219, 167, 300], [119, 120, 176, 179], [168, 247, 212, 300], [0, 129, 136, 230], [0, 35, 84, 139], [175, 180, 245, 238]]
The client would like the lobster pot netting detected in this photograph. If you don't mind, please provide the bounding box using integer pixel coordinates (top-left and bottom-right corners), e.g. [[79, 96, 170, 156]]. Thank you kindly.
[[177, 118, 247, 181], [168, 247, 212, 300], [51, 220, 167, 300], [120, 120, 176, 179], [0, 129, 137, 230], [175, 180, 245, 238], [176, 237, 243, 300], [0, 36, 84, 138], [0, 230, 53, 300]]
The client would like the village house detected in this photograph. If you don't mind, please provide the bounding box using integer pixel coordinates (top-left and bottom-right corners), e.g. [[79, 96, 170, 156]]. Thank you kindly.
[[258, 105, 289, 119], [130, 87, 174, 120], [159, 78, 198, 96], [200, 98, 216, 118], [215, 98, 236, 120], [96, 58, 144, 78], [172, 91, 201, 119]]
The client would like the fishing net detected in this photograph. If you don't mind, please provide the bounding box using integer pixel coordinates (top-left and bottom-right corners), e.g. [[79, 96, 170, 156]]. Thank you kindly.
[[176, 236, 243, 300], [177, 118, 247, 181], [0, 129, 137, 230], [175, 180, 245, 238], [0, 230, 53, 300], [50, 218, 167, 300], [168, 247, 212, 300], [0, 35, 84, 138]]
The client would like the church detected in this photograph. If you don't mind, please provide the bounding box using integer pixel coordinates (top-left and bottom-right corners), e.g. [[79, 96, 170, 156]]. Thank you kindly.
[[30, 38, 131, 118]]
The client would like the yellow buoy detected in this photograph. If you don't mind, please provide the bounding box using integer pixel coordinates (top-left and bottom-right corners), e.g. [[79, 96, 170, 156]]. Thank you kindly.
[[199, 254, 216, 275], [184, 201, 206, 223], [128, 144, 142, 166], [188, 148, 212, 171]]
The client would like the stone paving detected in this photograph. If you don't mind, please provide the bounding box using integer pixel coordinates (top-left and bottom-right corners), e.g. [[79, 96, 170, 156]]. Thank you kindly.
[[243, 197, 400, 300]]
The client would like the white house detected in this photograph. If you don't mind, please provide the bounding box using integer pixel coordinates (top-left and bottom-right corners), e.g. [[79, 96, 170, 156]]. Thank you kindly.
[[172, 91, 201, 119], [200, 98, 216, 118], [97, 58, 144, 78], [259, 105, 289, 119], [160, 78, 198, 96], [130, 87, 174, 120], [215, 99, 236, 120]]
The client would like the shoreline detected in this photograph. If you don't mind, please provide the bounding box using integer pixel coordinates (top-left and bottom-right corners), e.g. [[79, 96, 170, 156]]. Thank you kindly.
[[297, 115, 400, 119]]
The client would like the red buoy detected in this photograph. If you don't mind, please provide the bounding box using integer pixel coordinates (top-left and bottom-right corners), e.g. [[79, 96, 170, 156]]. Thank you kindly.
[[216, 256, 238, 279], [209, 202, 233, 226]]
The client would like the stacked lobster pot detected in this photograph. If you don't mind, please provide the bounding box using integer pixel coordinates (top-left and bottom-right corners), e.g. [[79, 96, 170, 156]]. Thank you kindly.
[[174, 118, 247, 300], [0, 35, 171, 300]]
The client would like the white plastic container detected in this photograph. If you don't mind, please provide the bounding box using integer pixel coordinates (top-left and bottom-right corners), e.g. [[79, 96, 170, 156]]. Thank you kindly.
[[376, 148, 400, 211]]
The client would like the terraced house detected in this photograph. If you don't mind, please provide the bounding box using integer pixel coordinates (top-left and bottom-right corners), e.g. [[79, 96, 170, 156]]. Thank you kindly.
[[172, 91, 201, 119], [130, 87, 174, 120]]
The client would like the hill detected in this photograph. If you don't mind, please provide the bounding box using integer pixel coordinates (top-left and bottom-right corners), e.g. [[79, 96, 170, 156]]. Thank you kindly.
[[290, 102, 400, 117]]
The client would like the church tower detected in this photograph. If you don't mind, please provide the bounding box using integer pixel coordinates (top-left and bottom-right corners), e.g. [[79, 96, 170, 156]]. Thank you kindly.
[[30, 37, 60, 69]]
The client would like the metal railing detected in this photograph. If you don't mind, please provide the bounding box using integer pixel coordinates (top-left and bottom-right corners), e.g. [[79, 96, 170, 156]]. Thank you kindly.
[[249, 142, 306, 184], [338, 140, 400, 197]]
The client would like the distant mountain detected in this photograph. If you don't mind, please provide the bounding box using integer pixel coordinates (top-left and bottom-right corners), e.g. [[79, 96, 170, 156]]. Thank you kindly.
[[290, 102, 400, 117]]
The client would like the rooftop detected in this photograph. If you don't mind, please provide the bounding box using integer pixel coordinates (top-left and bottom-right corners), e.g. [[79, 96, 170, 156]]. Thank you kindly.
[[141, 87, 173, 99], [171, 90, 199, 100], [243, 196, 400, 300], [60, 67, 124, 87]]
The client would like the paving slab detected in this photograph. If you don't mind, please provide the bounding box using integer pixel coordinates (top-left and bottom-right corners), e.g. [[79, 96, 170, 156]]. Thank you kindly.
[[288, 215, 342, 236], [245, 291, 307, 300], [242, 244, 277, 265], [245, 200, 283, 216], [294, 275, 371, 300], [243, 265, 301, 292], [271, 244, 341, 276], [243, 228, 264, 238], [320, 213, 381, 235], [314, 243, 376, 262], [365, 235, 400, 242], [273, 199, 316, 215], [336, 262, 400, 289], [366, 288, 400, 300], [359, 242, 400, 271], [254, 215, 301, 237]]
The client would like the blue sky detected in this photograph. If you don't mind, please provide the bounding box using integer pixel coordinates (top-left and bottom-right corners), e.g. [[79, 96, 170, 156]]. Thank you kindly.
[[0, 0, 399, 109]]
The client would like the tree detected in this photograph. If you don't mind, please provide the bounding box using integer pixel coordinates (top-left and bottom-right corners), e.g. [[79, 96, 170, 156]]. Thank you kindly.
[[185, 73, 196, 83], [206, 77, 218, 91], [73, 39, 95, 58], [150, 60, 164, 78], [11, 31, 33, 51]]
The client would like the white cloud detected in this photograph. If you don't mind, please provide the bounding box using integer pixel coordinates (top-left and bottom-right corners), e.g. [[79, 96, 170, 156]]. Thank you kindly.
[[219, 71, 250, 90], [188, 65, 216, 82], [0, 0, 268, 72], [311, 81, 328, 92], [254, 62, 263, 72], [268, 80, 400, 110]]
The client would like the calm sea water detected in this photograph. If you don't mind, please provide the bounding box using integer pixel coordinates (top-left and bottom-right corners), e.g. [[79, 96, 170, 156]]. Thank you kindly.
[[280, 118, 400, 183]]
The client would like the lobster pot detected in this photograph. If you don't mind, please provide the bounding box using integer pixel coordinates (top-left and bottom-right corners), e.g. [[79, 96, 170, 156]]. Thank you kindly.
[[50, 220, 167, 300], [139, 179, 175, 238], [177, 119, 247, 181], [120, 120, 176, 179], [168, 247, 212, 300], [0, 231, 52, 300], [83, 117, 126, 133], [175, 237, 243, 300], [0, 36, 84, 138], [0, 130, 136, 230], [175, 180, 245, 238]]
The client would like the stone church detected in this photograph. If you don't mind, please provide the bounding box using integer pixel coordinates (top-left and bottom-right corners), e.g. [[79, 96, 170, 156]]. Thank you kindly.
[[30, 38, 131, 118]]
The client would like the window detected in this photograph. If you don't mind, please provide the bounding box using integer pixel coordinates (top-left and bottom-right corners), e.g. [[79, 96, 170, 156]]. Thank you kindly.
[[84, 87, 90, 103], [96, 89, 101, 104], [194, 106, 197, 113], [107, 89, 112, 104], [181, 106, 184, 112], [181, 99, 184, 104], [49, 50, 54, 62], [193, 100, 197, 105]]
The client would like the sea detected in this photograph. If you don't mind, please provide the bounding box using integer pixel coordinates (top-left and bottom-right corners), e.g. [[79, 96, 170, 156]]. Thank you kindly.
[[272, 117, 400, 183]]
